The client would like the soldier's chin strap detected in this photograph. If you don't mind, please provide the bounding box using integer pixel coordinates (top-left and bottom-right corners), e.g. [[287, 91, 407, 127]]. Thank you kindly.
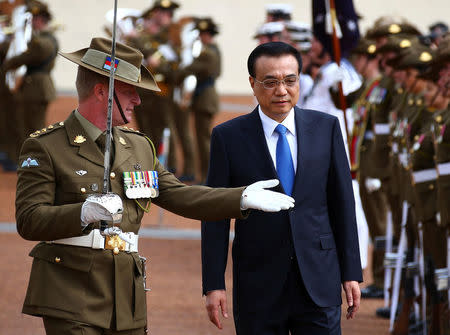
[[114, 90, 129, 124]]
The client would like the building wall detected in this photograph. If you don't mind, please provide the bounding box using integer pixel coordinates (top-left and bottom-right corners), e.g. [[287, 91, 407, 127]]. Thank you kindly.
[[45, 0, 449, 95]]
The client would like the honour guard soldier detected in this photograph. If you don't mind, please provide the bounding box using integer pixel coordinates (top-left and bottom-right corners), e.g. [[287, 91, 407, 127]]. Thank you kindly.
[[431, 35, 450, 335], [15, 37, 294, 335], [1, 0, 58, 155], [177, 17, 221, 183], [348, 38, 387, 299], [125, 0, 180, 173], [265, 3, 293, 23]]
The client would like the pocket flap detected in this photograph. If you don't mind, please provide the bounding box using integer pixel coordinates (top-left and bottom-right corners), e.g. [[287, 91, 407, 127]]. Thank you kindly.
[[319, 234, 336, 250], [29, 242, 94, 272]]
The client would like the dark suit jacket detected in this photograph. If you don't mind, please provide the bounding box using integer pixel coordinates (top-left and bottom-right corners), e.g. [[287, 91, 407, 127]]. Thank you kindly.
[[202, 106, 362, 319], [16, 112, 246, 331]]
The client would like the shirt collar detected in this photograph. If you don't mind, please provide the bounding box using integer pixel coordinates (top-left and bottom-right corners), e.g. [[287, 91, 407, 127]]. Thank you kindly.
[[74, 109, 103, 142], [258, 106, 296, 138]]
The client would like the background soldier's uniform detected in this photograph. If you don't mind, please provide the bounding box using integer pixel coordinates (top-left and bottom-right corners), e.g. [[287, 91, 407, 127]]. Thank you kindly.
[[2, 27, 58, 151], [16, 111, 246, 332], [179, 20, 221, 183], [127, 28, 178, 171]]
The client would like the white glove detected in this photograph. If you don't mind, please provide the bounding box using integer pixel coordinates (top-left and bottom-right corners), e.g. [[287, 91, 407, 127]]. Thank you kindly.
[[240, 179, 295, 212], [329, 65, 346, 88], [81, 193, 123, 225], [365, 178, 381, 193]]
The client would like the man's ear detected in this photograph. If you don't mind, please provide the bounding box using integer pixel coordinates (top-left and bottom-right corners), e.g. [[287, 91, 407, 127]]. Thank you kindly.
[[249, 76, 255, 90], [93, 82, 107, 102]]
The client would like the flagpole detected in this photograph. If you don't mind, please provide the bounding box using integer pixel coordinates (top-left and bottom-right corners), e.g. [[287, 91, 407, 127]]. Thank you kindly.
[[328, 0, 350, 143]]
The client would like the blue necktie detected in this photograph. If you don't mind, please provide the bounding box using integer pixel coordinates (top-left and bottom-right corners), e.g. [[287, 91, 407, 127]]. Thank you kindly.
[[274, 124, 295, 196]]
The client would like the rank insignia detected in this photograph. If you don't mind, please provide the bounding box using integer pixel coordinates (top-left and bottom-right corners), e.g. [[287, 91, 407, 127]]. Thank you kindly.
[[119, 137, 126, 145], [76, 170, 87, 176], [74, 135, 86, 144], [123, 171, 159, 199], [21, 157, 39, 168]]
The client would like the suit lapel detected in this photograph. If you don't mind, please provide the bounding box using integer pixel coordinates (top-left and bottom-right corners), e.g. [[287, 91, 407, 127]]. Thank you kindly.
[[292, 107, 314, 199], [243, 108, 278, 180], [64, 112, 105, 167]]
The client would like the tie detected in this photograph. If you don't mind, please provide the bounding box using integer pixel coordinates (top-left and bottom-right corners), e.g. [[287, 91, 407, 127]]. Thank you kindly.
[[96, 133, 115, 164], [274, 124, 295, 196]]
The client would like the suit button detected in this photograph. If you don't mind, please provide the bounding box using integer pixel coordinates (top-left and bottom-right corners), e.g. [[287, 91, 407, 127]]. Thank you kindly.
[[55, 257, 61, 263], [110, 172, 116, 179]]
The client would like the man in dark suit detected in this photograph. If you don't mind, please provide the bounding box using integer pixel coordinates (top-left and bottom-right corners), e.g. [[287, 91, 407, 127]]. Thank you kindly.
[[201, 42, 362, 334]]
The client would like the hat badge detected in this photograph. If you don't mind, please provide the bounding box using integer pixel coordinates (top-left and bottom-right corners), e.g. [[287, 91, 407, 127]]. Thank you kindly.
[[74, 135, 87, 144], [400, 39, 411, 48], [389, 24, 401, 34], [367, 45, 376, 54], [419, 52, 432, 62], [199, 21, 208, 30], [161, 0, 171, 8]]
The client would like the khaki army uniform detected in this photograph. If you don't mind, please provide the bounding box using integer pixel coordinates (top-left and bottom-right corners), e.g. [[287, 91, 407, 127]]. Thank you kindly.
[[409, 107, 446, 268], [127, 29, 179, 171], [0, 38, 21, 166], [2, 29, 58, 147], [350, 77, 389, 289], [16, 111, 245, 331], [180, 42, 221, 182], [435, 107, 450, 228]]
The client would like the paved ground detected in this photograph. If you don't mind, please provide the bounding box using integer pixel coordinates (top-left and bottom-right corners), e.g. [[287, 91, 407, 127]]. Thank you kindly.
[[0, 96, 390, 334]]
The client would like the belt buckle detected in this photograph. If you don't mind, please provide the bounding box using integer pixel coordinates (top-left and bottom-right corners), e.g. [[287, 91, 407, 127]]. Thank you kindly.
[[105, 235, 127, 254]]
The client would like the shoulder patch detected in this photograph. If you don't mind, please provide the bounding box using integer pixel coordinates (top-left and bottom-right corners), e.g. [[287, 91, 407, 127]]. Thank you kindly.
[[29, 121, 65, 138]]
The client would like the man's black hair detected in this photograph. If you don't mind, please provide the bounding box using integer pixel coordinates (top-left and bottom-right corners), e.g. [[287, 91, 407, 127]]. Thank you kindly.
[[247, 42, 302, 77]]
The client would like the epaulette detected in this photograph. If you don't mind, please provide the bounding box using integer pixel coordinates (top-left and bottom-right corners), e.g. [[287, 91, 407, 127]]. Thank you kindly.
[[29, 121, 65, 138], [118, 126, 146, 136]]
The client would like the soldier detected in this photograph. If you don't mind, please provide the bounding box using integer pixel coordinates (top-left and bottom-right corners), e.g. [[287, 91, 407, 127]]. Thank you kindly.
[[177, 17, 221, 183], [15, 37, 295, 335], [254, 21, 287, 45], [125, 0, 180, 173], [430, 34, 450, 335], [347, 38, 387, 299], [284, 21, 314, 107], [1, 0, 58, 166], [265, 3, 292, 23]]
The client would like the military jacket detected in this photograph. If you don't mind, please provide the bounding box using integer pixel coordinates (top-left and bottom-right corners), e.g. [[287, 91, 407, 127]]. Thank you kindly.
[[16, 112, 245, 330], [182, 43, 221, 114], [2, 29, 58, 101], [409, 109, 436, 222], [434, 107, 450, 227]]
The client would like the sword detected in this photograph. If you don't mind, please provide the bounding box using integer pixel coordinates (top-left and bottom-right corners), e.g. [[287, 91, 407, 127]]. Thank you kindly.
[[101, 0, 118, 231]]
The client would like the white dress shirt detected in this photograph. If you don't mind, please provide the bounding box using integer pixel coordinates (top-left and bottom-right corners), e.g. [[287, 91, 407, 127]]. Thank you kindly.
[[258, 106, 298, 172]]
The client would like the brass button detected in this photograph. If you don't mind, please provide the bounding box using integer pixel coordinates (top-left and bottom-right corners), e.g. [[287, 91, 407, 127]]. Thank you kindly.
[[55, 257, 61, 263], [80, 187, 86, 194], [428, 184, 434, 190], [414, 135, 419, 141], [409, 148, 414, 154], [435, 115, 442, 123], [113, 247, 120, 255], [110, 172, 116, 179]]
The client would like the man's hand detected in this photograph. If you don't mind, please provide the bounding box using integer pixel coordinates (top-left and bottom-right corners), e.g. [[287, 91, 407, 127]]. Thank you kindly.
[[240, 179, 295, 212], [205, 290, 228, 329], [80, 193, 123, 225], [343, 281, 361, 319]]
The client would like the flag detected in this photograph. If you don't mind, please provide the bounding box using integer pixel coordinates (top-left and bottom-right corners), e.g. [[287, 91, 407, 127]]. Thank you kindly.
[[312, 0, 360, 58]]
